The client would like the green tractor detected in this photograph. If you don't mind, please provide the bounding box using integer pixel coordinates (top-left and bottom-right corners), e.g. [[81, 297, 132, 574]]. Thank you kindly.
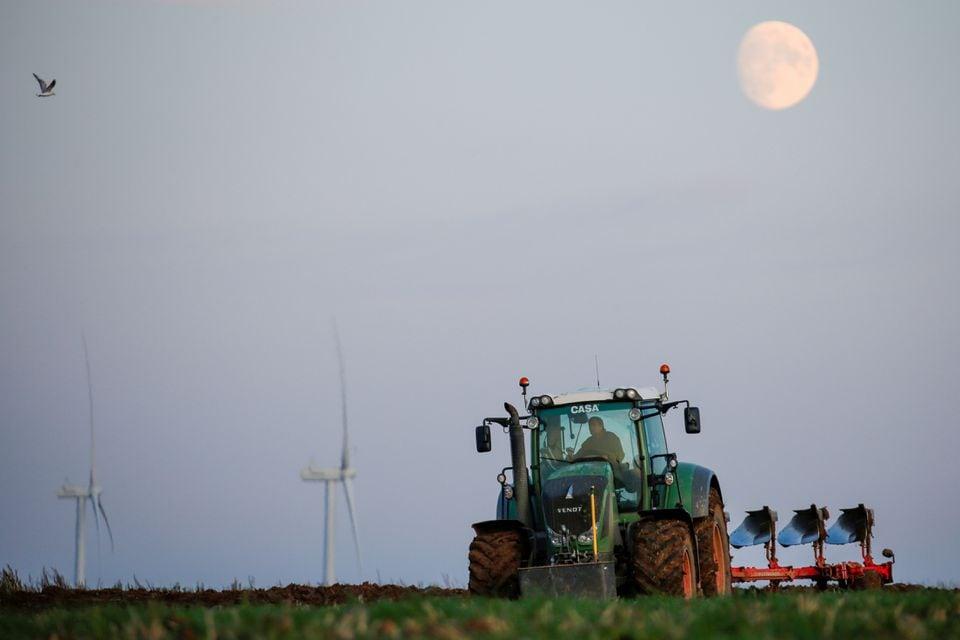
[[468, 366, 731, 598]]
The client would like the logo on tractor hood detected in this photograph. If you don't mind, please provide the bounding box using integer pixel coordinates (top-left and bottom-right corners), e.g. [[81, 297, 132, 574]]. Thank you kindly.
[[570, 404, 599, 414], [565, 484, 575, 499]]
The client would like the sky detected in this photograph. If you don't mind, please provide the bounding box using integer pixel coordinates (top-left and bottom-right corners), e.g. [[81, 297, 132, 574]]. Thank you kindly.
[[1, 1, 958, 588]]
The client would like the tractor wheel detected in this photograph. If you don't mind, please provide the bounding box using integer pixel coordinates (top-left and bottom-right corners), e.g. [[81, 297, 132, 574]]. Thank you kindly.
[[632, 519, 699, 598], [694, 487, 733, 596], [467, 529, 525, 598]]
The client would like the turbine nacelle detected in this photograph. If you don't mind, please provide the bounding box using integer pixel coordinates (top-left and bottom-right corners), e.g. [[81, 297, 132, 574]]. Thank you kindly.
[[300, 466, 356, 482], [57, 484, 89, 499]]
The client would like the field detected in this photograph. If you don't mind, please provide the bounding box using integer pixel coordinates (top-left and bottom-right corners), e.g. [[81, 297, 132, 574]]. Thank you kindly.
[[2, 572, 959, 640]]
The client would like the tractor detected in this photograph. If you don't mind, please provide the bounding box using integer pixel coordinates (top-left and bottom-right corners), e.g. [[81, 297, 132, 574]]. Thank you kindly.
[[468, 365, 731, 598]]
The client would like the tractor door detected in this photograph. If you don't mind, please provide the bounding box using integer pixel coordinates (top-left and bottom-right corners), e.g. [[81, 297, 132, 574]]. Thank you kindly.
[[638, 405, 669, 509], [640, 408, 669, 474]]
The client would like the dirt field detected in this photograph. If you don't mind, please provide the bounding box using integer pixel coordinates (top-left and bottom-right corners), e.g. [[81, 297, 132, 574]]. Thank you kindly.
[[1, 578, 944, 610], [0, 582, 465, 609]]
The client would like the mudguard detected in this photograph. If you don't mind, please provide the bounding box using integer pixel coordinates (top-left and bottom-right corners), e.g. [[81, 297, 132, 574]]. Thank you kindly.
[[471, 519, 529, 536], [666, 462, 720, 519]]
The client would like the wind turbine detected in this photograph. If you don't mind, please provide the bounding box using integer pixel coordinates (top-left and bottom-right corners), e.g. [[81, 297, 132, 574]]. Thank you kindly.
[[57, 335, 114, 588], [300, 321, 361, 586]]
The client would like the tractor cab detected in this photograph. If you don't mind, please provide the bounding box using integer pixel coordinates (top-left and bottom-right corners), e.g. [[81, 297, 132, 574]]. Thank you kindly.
[[533, 392, 663, 509]]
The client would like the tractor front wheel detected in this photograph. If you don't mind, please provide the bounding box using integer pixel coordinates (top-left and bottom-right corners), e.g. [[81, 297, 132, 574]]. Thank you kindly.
[[694, 487, 733, 596], [632, 519, 699, 598], [468, 529, 524, 598]]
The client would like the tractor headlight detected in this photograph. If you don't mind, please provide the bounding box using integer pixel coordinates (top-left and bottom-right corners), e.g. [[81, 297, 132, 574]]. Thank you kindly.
[[613, 388, 626, 399], [577, 533, 594, 545], [625, 388, 639, 400], [549, 532, 564, 546], [502, 484, 514, 500], [496, 473, 507, 485], [530, 397, 541, 408], [526, 416, 539, 429], [664, 472, 675, 486], [629, 407, 643, 421], [539, 395, 553, 407]]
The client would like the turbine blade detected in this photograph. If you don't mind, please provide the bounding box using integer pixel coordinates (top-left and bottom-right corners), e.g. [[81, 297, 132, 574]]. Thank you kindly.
[[343, 478, 362, 575], [332, 318, 349, 470], [97, 496, 115, 552], [89, 494, 102, 552], [82, 333, 96, 484]]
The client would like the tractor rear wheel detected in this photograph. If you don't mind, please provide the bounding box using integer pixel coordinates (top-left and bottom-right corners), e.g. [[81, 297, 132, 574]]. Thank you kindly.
[[632, 519, 699, 598], [468, 529, 524, 598], [694, 487, 733, 596]]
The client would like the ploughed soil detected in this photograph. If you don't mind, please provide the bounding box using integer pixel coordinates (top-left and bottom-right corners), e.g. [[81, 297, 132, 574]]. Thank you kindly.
[[0, 583, 465, 610], [1, 582, 941, 610]]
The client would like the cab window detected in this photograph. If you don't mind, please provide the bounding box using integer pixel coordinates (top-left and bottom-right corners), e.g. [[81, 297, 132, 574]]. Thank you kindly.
[[639, 406, 668, 474]]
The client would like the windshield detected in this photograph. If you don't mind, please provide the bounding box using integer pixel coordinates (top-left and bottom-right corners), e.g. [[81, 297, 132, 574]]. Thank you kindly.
[[536, 401, 642, 510]]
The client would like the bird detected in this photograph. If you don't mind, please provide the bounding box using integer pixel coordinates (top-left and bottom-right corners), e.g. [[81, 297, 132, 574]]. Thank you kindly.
[[33, 73, 56, 97]]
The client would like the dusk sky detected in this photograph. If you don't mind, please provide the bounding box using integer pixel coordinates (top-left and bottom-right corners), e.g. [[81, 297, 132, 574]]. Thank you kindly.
[[1, 1, 958, 587]]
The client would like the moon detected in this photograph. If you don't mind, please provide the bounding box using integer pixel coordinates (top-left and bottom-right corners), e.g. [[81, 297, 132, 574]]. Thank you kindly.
[[738, 21, 819, 110]]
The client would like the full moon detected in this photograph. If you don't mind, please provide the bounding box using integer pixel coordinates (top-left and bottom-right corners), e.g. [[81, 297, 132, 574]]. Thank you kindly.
[[738, 21, 818, 110]]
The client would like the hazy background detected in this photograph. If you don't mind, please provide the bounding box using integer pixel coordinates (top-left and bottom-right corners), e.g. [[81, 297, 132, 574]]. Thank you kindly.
[[1, 1, 958, 587]]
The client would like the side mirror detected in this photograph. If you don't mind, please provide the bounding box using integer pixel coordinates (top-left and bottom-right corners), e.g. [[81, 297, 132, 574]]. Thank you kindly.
[[882, 548, 895, 561], [684, 407, 701, 434], [475, 425, 491, 452]]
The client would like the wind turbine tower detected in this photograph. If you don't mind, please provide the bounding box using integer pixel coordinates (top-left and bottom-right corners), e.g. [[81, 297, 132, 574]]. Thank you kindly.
[[57, 336, 114, 588], [300, 322, 361, 586]]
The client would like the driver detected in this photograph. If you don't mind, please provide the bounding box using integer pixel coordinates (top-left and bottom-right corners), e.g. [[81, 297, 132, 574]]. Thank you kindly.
[[541, 420, 566, 461], [574, 416, 625, 464]]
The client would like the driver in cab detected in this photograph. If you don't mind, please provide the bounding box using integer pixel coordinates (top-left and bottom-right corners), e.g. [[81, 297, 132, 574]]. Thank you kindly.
[[540, 419, 567, 461], [574, 416, 625, 465]]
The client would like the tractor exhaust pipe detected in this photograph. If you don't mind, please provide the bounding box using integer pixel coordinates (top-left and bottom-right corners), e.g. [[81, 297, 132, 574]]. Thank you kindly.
[[504, 402, 531, 528]]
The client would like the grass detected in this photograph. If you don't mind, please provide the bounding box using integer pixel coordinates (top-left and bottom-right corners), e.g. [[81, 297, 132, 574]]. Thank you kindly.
[[2, 589, 959, 640]]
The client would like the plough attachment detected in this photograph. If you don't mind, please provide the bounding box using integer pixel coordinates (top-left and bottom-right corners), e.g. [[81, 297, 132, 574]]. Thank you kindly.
[[778, 505, 829, 548], [730, 506, 777, 549], [827, 504, 874, 545], [730, 503, 894, 589]]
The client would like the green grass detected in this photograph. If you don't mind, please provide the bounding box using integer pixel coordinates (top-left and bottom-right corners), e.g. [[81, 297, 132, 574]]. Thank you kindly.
[[2, 590, 959, 639]]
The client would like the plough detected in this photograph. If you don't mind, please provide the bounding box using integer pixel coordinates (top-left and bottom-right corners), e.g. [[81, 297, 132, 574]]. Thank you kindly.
[[730, 503, 894, 589]]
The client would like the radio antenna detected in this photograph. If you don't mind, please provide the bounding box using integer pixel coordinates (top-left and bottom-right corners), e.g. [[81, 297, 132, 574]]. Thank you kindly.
[[594, 355, 600, 389]]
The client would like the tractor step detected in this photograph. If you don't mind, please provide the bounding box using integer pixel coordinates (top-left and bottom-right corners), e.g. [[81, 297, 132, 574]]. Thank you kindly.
[[519, 561, 617, 599], [729, 504, 894, 588]]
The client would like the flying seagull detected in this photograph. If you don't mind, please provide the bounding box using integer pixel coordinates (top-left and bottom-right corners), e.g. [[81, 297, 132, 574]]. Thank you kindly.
[[33, 73, 56, 97]]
